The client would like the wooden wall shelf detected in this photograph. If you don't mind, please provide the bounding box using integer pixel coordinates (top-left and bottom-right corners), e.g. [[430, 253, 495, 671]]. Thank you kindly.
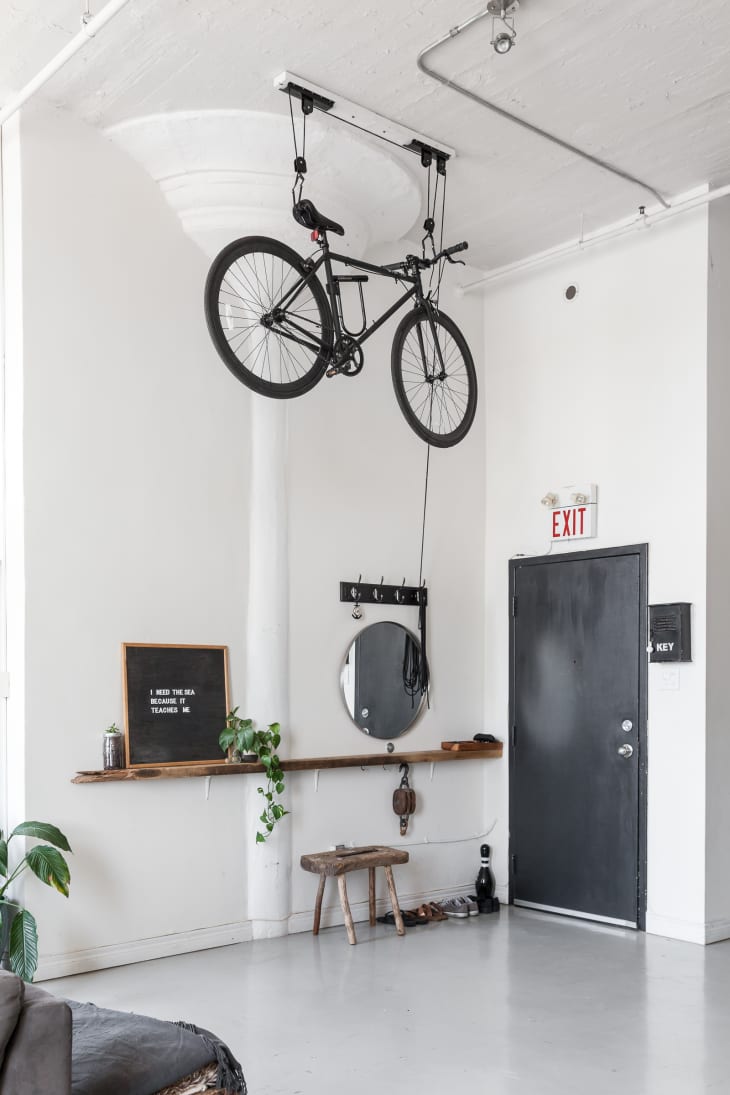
[[71, 744, 502, 783]]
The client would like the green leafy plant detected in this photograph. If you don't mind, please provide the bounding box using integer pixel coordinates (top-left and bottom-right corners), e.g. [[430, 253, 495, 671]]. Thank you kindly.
[[105, 722, 121, 734], [219, 709, 288, 843], [0, 821, 72, 982]]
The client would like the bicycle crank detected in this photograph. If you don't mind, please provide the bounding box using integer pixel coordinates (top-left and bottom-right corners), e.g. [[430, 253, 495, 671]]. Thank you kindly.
[[326, 335, 364, 378]]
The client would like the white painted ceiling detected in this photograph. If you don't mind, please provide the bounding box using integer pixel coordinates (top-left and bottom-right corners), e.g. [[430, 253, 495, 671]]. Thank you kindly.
[[3, 0, 730, 268]]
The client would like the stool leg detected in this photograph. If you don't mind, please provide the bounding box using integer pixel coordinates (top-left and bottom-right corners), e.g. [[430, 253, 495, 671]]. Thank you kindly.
[[313, 875, 326, 936], [368, 867, 376, 926], [384, 865, 405, 936], [337, 875, 357, 945]]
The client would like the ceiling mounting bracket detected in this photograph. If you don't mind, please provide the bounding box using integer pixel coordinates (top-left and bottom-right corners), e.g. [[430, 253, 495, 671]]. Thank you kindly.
[[285, 80, 334, 116], [274, 71, 456, 167]]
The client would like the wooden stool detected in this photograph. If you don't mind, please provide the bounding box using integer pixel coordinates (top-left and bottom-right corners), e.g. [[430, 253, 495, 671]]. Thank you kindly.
[[300, 845, 409, 945]]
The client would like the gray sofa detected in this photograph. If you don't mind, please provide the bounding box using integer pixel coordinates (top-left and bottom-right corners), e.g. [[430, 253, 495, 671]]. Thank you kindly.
[[0, 970, 71, 1093], [0, 970, 246, 1095]]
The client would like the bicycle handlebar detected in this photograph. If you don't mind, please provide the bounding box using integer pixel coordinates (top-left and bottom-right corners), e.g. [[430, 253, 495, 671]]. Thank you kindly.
[[435, 241, 468, 262], [382, 241, 469, 274]]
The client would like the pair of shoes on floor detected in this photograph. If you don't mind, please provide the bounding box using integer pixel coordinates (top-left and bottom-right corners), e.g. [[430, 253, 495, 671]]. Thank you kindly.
[[407, 902, 448, 922], [377, 909, 426, 927], [441, 895, 479, 918], [377, 901, 450, 928]]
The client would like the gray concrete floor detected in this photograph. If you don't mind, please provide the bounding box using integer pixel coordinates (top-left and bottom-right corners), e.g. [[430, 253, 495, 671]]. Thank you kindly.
[[47, 907, 730, 1094]]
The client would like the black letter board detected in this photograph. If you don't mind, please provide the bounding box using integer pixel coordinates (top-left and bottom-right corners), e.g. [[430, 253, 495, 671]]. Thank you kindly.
[[123, 644, 230, 767]]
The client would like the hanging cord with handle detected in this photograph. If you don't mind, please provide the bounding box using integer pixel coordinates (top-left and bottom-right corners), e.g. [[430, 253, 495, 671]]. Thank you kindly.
[[415, 439, 431, 706], [288, 89, 308, 206]]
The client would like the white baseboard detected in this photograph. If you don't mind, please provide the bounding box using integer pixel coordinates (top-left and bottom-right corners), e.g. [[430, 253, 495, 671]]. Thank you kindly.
[[645, 912, 709, 946], [704, 917, 730, 944], [35, 921, 253, 982], [36, 882, 507, 980]]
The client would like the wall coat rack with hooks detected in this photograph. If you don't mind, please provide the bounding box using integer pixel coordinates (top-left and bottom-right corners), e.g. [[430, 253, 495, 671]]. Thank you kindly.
[[339, 580, 428, 607]]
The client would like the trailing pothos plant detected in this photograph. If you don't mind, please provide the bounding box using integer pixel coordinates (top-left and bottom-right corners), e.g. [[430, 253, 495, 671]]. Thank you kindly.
[[0, 821, 72, 982], [219, 709, 288, 843]]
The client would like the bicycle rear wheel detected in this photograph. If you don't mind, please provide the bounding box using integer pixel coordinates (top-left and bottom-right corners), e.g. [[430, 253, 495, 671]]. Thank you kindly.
[[204, 236, 333, 399], [391, 307, 477, 447]]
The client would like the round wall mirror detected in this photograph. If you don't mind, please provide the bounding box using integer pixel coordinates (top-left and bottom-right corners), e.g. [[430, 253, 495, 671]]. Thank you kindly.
[[340, 621, 427, 740]]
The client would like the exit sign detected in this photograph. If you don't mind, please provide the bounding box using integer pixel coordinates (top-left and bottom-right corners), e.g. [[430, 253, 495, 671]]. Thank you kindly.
[[548, 484, 598, 542]]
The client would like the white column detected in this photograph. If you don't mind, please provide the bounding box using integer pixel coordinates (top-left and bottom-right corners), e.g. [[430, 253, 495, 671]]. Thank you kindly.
[[106, 110, 420, 936]]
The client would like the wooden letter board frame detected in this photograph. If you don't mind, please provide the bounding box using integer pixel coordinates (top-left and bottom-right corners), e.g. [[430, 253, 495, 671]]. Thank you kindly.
[[122, 643, 230, 768]]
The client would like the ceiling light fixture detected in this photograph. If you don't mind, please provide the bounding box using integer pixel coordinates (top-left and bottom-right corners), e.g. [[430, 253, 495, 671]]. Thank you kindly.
[[492, 32, 514, 54], [487, 0, 519, 55]]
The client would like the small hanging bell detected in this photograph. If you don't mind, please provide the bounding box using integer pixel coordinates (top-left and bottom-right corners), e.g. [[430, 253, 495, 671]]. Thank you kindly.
[[392, 763, 416, 836]]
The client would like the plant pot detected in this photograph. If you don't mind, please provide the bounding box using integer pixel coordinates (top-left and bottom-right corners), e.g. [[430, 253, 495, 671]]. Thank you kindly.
[[103, 732, 125, 770], [0, 900, 20, 972]]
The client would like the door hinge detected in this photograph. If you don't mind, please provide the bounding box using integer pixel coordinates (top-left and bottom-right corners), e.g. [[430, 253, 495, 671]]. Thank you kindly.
[[511, 853, 517, 876], [511, 595, 518, 617]]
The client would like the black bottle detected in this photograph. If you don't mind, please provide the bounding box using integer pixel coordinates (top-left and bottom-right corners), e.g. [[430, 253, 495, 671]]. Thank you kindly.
[[475, 843, 496, 913]]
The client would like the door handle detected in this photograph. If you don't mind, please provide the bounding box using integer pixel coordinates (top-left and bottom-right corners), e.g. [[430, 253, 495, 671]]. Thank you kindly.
[[617, 744, 634, 758]]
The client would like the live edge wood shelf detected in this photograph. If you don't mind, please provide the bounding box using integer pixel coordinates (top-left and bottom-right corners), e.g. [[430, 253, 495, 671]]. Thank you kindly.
[[71, 744, 502, 783]]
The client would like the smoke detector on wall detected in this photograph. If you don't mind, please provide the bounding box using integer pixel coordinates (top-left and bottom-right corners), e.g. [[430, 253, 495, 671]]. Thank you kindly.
[[487, 0, 519, 54]]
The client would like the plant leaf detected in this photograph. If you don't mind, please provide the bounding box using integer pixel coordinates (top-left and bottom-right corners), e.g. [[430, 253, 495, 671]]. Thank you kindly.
[[275, 783, 284, 795], [219, 729, 235, 751], [11, 822, 71, 853], [255, 832, 265, 843], [26, 846, 71, 896], [242, 728, 256, 753], [9, 909, 38, 983], [0, 840, 7, 878]]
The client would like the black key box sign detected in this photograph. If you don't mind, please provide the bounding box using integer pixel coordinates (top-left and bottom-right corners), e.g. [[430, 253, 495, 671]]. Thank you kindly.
[[649, 604, 692, 663], [123, 644, 230, 767]]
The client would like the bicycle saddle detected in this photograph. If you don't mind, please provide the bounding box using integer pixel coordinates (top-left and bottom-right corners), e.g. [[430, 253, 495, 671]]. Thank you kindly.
[[292, 199, 345, 237]]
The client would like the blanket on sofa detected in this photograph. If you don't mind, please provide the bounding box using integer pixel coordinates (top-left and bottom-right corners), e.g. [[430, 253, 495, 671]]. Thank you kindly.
[[68, 1000, 246, 1095]]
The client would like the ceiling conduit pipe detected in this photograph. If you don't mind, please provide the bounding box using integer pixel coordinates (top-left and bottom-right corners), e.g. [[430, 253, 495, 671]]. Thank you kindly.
[[0, 0, 133, 128], [416, 7, 671, 212], [460, 181, 730, 292]]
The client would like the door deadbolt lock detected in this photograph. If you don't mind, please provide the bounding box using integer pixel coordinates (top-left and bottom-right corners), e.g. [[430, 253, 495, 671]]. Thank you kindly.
[[618, 744, 634, 758], [621, 720, 633, 732]]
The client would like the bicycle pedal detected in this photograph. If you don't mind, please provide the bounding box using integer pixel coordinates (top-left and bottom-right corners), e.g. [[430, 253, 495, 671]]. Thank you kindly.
[[326, 366, 341, 378]]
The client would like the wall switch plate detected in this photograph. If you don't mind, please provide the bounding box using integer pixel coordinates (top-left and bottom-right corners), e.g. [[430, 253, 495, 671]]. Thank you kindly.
[[657, 665, 680, 690]]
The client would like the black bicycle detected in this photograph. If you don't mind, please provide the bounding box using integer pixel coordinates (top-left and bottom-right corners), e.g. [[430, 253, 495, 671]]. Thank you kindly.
[[204, 198, 478, 447]]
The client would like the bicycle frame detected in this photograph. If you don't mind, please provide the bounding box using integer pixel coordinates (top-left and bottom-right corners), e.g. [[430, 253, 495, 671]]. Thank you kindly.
[[270, 232, 444, 373]]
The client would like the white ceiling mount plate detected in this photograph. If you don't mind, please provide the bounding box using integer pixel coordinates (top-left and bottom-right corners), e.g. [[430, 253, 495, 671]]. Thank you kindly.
[[273, 70, 456, 161], [486, 1, 519, 15]]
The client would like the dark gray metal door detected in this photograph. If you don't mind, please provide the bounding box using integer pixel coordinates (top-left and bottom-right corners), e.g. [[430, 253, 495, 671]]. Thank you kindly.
[[509, 546, 647, 928]]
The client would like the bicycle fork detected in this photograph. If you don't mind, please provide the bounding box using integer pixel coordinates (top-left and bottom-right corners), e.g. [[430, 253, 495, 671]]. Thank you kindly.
[[415, 301, 448, 382]]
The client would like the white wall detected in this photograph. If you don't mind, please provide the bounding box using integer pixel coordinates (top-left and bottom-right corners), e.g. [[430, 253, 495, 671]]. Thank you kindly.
[[11, 107, 491, 976], [705, 196, 730, 934], [481, 211, 711, 942], [17, 106, 252, 971]]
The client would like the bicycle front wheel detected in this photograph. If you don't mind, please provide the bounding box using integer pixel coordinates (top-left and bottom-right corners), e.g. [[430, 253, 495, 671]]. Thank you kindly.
[[204, 236, 333, 399], [391, 307, 477, 447]]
